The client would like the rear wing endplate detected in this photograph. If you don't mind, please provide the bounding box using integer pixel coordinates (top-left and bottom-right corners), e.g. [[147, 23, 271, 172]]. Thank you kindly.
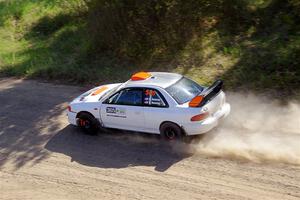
[[198, 80, 223, 107]]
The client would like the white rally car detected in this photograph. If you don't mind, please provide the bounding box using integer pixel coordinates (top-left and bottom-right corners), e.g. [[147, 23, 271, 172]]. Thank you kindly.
[[67, 72, 230, 139]]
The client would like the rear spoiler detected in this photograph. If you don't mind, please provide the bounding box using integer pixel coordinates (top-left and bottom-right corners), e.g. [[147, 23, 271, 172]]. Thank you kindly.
[[199, 80, 223, 107], [189, 80, 223, 107]]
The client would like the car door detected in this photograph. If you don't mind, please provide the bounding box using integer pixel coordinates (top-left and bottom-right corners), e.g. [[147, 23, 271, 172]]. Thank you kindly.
[[142, 88, 169, 134], [100, 88, 145, 132]]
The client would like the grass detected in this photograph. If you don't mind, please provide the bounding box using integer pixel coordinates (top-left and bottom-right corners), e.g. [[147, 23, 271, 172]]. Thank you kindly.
[[0, 0, 299, 99]]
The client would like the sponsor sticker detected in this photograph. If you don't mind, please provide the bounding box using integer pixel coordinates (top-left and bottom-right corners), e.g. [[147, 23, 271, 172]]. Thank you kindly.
[[106, 107, 126, 117], [106, 107, 116, 113]]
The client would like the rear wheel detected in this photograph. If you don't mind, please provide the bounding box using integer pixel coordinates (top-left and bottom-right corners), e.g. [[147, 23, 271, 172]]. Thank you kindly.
[[160, 122, 183, 141], [77, 113, 99, 135]]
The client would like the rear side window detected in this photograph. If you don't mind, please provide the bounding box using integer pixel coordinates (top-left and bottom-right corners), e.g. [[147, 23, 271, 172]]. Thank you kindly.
[[166, 77, 204, 104], [143, 89, 167, 107], [105, 88, 143, 106]]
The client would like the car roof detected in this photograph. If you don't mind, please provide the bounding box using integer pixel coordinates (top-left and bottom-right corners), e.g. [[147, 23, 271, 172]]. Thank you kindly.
[[124, 72, 183, 89]]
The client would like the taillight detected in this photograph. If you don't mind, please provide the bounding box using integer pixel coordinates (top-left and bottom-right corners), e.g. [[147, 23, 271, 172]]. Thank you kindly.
[[189, 95, 204, 107], [191, 112, 209, 121], [67, 105, 72, 112]]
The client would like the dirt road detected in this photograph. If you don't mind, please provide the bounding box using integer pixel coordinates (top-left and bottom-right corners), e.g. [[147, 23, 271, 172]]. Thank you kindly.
[[0, 78, 299, 200]]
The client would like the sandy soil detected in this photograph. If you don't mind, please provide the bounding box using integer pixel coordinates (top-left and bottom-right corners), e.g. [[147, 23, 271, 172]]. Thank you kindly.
[[0, 77, 299, 200]]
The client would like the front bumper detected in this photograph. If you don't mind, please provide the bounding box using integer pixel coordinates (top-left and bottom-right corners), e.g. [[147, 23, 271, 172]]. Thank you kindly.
[[67, 111, 77, 126], [183, 103, 231, 135]]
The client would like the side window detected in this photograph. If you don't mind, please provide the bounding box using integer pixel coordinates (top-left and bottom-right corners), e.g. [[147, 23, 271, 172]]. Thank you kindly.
[[105, 88, 143, 106], [144, 89, 167, 107]]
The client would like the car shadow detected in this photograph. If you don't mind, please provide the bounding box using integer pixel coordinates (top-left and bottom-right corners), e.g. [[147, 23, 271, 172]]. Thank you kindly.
[[45, 125, 191, 172]]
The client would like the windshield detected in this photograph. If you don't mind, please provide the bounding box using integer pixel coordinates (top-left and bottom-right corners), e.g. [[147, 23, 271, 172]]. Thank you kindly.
[[165, 77, 204, 104], [99, 82, 126, 101]]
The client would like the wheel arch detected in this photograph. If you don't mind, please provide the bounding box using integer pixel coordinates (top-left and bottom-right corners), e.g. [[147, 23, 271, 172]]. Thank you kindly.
[[159, 121, 186, 136], [76, 111, 95, 119], [76, 111, 101, 128]]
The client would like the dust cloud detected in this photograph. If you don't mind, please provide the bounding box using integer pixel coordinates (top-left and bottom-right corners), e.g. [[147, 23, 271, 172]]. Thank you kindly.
[[185, 93, 300, 165]]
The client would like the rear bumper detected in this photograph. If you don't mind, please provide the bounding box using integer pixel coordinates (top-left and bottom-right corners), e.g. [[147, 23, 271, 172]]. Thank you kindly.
[[183, 103, 230, 135]]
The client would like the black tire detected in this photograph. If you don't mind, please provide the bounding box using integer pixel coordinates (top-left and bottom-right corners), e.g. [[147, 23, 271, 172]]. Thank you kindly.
[[160, 122, 183, 141], [77, 113, 99, 135]]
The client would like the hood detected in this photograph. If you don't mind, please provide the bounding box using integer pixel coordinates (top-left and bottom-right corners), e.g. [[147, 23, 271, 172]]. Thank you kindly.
[[71, 83, 121, 103]]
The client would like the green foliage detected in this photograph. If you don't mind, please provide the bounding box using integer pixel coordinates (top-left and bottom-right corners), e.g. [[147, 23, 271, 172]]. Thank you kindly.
[[86, 0, 252, 60], [0, 0, 299, 98]]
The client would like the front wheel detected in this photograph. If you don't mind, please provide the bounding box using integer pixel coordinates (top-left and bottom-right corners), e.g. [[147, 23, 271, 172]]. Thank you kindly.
[[160, 122, 183, 141], [77, 113, 99, 135]]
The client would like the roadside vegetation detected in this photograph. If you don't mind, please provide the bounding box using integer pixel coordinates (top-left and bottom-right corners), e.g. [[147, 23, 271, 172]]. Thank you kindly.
[[0, 0, 299, 98]]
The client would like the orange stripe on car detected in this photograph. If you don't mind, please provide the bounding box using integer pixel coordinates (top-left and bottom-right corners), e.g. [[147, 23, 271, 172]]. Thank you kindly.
[[91, 86, 108, 96]]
